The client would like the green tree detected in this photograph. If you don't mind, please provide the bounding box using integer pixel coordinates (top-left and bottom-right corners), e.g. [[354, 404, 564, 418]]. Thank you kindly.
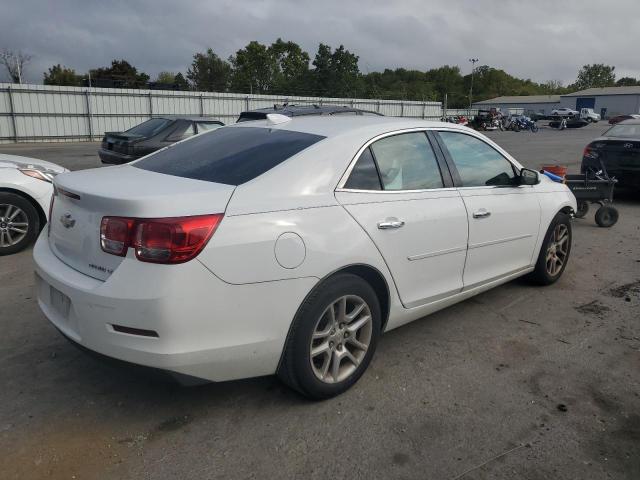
[[572, 64, 616, 90], [311, 44, 361, 98], [174, 72, 189, 90], [187, 48, 232, 92], [90, 59, 149, 88], [43, 64, 82, 86], [155, 71, 177, 84], [269, 38, 310, 94], [151, 71, 190, 90], [424, 65, 463, 102], [615, 76, 638, 86], [229, 41, 277, 93]]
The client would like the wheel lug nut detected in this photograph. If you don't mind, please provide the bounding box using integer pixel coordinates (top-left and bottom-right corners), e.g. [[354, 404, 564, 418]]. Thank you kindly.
[[344, 331, 349, 338], [337, 344, 343, 351], [339, 323, 345, 329], [329, 341, 335, 349]]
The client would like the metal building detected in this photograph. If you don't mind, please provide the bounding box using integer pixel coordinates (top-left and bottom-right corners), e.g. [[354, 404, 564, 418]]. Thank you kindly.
[[559, 86, 640, 119], [472, 95, 560, 115]]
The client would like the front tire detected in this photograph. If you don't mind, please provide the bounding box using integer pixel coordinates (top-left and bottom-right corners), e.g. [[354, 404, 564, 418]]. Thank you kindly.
[[0, 193, 40, 256], [527, 212, 572, 285], [278, 273, 381, 399]]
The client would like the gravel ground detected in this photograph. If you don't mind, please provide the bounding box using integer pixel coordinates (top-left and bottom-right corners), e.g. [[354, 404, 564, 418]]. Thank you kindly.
[[1, 122, 638, 480]]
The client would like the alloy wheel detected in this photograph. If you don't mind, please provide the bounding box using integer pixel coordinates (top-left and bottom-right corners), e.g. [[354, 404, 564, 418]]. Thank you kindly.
[[0, 204, 29, 248], [309, 295, 373, 384], [545, 223, 569, 276]]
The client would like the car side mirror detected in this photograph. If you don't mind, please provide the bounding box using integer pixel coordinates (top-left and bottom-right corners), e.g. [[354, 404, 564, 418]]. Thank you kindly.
[[519, 168, 539, 185]]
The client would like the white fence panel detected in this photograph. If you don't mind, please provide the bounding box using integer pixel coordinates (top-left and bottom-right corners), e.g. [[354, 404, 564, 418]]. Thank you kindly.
[[0, 83, 443, 143]]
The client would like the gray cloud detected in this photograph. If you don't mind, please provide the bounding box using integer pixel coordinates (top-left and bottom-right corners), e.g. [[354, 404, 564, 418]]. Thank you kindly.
[[1, 0, 639, 87]]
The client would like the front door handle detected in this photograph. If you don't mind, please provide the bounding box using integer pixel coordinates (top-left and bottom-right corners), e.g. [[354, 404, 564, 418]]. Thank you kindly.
[[377, 220, 405, 230], [472, 209, 491, 219]]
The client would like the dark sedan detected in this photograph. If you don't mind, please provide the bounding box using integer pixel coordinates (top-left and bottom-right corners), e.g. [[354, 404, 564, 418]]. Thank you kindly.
[[581, 119, 640, 189], [99, 117, 224, 164], [236, 104, 382, 122]]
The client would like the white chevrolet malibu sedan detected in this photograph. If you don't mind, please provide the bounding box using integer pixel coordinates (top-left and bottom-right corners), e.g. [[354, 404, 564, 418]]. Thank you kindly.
[[34, 115, 576, 398]]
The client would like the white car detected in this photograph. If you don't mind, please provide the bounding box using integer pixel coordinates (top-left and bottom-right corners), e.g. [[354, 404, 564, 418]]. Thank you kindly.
[[0, 154, 67, 255], [551, 107, 579, 116], [34, 116, 577, 398]]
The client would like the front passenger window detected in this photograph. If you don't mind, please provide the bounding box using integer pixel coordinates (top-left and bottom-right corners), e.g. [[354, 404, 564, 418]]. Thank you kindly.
[[438, 132, 517, 187]]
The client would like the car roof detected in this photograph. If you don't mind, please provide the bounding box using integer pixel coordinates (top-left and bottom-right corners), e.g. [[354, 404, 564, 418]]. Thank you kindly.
[[616, 118, 640, 125], [154, 116, 224, 123], [239, 104, 382, 117], [231, 114, 459, 139]]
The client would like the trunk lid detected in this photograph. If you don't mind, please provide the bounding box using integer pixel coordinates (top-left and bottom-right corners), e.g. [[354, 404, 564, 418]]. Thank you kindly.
[[594, 139, 640, 171], [49, 165, 235, 281], [102, 132, 143, 154]]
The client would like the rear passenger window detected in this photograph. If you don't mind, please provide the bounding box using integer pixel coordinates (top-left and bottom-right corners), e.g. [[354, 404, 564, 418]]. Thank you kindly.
[[344, 148, 381, 190], [438, 132, 517, 187], [370, 132, 443, 190]]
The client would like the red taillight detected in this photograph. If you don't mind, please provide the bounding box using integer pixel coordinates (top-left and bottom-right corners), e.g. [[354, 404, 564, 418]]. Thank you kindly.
[[100, 214, 223, 264], [100, 217, 135, 256], [583, 144, 597, 159]]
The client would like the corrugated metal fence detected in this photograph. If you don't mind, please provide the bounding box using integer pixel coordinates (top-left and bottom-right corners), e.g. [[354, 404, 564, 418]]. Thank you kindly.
[[0, 83, 443, 143]]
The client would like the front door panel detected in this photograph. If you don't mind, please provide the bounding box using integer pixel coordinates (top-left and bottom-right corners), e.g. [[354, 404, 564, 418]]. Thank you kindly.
[[459, 187, 540, 288]]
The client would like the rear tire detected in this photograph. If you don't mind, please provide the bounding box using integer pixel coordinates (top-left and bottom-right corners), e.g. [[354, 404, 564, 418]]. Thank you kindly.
[[0, 193, 40, 256], [527, 212, 572, 285], [575, 201, 589, 219], [595, 205, 618, 227], [278, 273, 381, 399]]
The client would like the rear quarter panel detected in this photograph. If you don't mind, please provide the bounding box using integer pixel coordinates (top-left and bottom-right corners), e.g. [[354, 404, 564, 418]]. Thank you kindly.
[[197, 205, 396, 288]]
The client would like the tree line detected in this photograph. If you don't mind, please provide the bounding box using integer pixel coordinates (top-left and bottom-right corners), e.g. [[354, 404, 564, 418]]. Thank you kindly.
[[29, 39, 639, 108]]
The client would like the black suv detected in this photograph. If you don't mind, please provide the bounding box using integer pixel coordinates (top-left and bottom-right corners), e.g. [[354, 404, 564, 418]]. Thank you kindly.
[[236, 104, 382, 122], [99, 117, 224, 164]]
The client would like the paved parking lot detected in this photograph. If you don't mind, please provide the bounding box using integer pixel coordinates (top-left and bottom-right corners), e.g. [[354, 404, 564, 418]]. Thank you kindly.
[[1, 123, 639, 480]]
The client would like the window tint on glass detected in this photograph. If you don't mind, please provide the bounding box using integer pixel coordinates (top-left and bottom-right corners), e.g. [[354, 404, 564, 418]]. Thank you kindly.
[[126, 118, 173, 137], [438, 132, 517, 187], [135, 127, 325, 185], [196, 122, 222, 133], [344, 147, 381, 190], [369, 132, 443, 190], [166, 123, 195, 142]]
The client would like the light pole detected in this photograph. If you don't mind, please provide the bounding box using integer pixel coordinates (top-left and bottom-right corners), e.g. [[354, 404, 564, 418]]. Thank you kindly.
[[468, 58, 478, 111]]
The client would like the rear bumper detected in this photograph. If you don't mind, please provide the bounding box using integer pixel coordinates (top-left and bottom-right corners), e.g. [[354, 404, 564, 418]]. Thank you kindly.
[[581, 159, 640, 188], [33, 231, 316, 382], [98, 148, 138, 165]]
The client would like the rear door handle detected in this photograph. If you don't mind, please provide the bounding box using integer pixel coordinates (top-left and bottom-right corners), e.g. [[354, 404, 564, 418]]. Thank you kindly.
[[472, 209, 491, 219], [377, 220, 405, 229]]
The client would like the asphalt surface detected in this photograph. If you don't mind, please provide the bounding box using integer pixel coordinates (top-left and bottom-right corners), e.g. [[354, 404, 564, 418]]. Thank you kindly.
[[1, 122, 639, 480]]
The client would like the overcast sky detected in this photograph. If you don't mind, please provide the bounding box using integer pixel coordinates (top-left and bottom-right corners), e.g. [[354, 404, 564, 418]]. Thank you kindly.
[[2, 0, 639, 88]]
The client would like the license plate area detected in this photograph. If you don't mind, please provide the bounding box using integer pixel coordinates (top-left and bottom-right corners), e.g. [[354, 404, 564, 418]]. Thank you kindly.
[[50, 285, 71, 318]]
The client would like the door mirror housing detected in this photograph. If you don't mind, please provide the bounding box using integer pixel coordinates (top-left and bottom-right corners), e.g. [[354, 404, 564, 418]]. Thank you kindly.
[[519, 168, 540, 185]]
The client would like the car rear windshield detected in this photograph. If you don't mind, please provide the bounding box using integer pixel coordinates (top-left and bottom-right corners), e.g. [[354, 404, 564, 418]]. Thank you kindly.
[[125, 118, 174, 137], [134, 126, 325, 185], [605, 124, 640, 138]]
